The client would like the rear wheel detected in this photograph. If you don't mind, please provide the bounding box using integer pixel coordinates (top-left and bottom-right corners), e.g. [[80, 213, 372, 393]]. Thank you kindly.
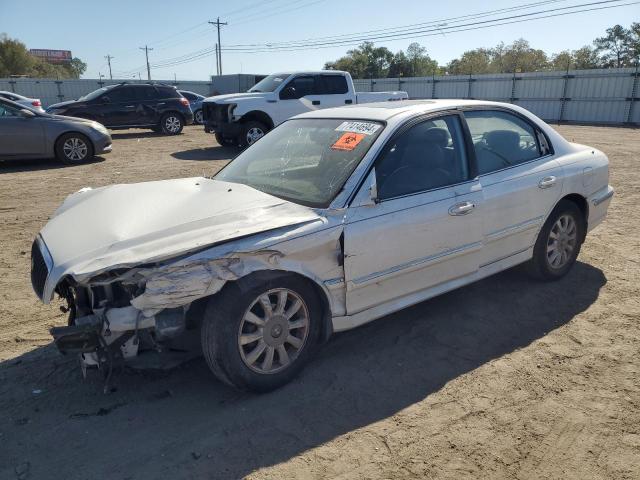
[[160, 112, 184, 135], [527, 200, 585, 280], [55, 133, 94, 164], [201, 275, 322, 392], [238, 121, 268, 148], [194, 109, 204, 125]]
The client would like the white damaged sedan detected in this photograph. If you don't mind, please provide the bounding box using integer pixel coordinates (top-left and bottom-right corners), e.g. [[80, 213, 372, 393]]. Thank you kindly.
[[31, 100, 614, 392]]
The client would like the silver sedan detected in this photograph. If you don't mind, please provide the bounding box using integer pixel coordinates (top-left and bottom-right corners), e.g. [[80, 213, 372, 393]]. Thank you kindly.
[[31, 100, 613, 392], [0, 97, 112, 164]]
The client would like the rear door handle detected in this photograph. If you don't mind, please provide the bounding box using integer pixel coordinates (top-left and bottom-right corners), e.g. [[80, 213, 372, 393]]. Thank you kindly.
[[538, 176, 557, 189], [124, 105, 135, 108], [448, 201, 475, 216], [312, 100, 320, 105]]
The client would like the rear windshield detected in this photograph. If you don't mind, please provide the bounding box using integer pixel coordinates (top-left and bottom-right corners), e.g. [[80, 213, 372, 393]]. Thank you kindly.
[[156, 86, 181, 99], [215, 118, 384, 208]]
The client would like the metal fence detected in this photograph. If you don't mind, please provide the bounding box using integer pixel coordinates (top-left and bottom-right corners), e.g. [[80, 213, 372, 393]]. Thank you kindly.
[[2, 68, 638, 125], [353, 67, 640, 125], [0, 78, 216, 108]]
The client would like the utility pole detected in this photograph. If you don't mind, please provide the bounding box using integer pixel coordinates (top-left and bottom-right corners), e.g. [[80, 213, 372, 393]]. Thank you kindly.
[[215, 43, 220, 76], [208, 18, 227, 75], [139, 45, 153, 81], [104, 55, 114, 80]]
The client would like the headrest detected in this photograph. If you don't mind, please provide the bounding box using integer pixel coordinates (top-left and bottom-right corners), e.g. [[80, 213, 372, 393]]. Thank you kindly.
[[484, 130, 520, 150], [423, 128, 450, 148]]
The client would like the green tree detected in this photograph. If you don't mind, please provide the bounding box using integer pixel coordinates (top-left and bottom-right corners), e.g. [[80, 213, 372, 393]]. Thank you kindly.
[[0, 33, 86, 78], [494, 39, 549, 73], [594, 24, 632, 67], [446, 48, 493, 74], [627, 22, 640, 63]]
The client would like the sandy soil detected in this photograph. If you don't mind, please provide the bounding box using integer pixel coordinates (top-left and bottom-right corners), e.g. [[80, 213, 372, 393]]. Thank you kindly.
[[0, 125, 638, 480]]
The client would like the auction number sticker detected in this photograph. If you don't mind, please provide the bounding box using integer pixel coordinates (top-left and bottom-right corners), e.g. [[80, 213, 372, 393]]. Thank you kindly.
[[335, 121, 381, 136]]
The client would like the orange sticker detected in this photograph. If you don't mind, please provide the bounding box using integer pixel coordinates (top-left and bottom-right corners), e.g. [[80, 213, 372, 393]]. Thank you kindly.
[[331, 132, 365, 151]]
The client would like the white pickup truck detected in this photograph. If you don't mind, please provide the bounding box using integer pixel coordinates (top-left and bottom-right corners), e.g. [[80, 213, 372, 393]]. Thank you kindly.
[[202, 70, 408, 147]]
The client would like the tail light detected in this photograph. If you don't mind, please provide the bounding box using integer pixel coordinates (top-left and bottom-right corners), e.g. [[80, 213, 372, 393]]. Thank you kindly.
[[179, 98, 189, 107], [32, 100, 41, 107]]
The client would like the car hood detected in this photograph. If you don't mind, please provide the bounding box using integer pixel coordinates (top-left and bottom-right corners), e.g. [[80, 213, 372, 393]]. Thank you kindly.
[[203, 92, 274, 104], [40, 177, 323, 281]]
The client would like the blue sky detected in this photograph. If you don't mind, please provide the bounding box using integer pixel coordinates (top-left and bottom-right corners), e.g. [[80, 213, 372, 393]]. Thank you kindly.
[[1, 0, 638, 80]]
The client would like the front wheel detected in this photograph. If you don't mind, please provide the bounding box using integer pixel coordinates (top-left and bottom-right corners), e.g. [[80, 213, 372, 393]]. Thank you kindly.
[[160, 112, 184, 135], [201, 275, 322, 392], [55, 133, 94, 164], [238, 121, 268, 148], [527, 200, 585, 280], [194, 109, 204, 125]]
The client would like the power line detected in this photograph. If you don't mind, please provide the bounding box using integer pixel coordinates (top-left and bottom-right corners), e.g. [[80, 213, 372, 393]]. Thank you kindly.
[[147, 0, 637, 69]]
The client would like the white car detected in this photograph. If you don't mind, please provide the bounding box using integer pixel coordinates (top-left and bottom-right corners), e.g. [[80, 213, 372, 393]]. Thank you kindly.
[[32, 100, 613, 392], [0, 90, 44, 112], [202, 70, 408, 147]]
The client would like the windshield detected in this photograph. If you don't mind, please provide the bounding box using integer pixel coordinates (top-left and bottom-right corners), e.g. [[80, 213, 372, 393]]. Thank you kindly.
[[215, 118, 384, 208], [79, 86, 112, 101], [248, 74, 291, 93]]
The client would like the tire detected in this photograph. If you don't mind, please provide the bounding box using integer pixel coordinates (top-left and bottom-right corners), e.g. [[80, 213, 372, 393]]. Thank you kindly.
[[527, 200, 585, 280], [194, 109, 204, 125], [215, 132, 238, 147], [238, 121, 268, 148], [55, 132, 94, 164], [201, 274, 322, 392], [160, 112, 184, 135]]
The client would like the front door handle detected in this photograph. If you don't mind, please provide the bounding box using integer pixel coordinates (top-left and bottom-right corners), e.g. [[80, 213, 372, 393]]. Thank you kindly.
[[312, 100, 320, 105], [449, 201, 475, 216], [538, 176, 557, 189]]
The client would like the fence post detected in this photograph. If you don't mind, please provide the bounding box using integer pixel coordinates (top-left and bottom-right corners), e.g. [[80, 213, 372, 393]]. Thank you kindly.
[[55, 80, 64, 102], [431, 73, 436, 99], [625, 61, 639, 125], [9, 80, 16, 93], [510, 72, 517, 103], [370, 78, 375, 92], [467, 72, 473, 99], [559, 64, 574, 122]]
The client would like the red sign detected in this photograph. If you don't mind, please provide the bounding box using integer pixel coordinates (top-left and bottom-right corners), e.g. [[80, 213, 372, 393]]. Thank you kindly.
[[29, 49, 72, 64]]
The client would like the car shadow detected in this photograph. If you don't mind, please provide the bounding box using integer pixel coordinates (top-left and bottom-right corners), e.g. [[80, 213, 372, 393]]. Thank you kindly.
[[0, 262, 606, 479], [0, 156, 106, 173], [171, 146, 238, 161], [109, 131, 164, 140]]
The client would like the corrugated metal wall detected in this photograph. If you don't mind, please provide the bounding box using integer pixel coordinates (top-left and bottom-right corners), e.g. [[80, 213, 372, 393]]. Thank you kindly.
[[2, 68, 638, 124], [353, 67, 640, 125]]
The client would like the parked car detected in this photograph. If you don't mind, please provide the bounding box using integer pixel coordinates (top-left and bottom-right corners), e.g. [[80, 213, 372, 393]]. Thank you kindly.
[[0, 97, 111, 164], [202, 70, 408, 147], [45, 83, 193, 135], [179, 90, 205, 124], [32, 100, 613, 392], [0, 90, 45, 112]]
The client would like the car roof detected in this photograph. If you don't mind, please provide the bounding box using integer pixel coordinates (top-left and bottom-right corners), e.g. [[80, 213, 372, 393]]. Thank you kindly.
[[0, 90, 28, 99], [294, 99, 523, 123]]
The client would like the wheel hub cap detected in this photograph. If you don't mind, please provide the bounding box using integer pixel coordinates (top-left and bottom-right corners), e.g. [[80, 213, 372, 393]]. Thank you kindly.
[[63, 138, 87, 161], [246, 127, 264, 145], [546, 214, 577, 269], [238, 288, 310, 374]]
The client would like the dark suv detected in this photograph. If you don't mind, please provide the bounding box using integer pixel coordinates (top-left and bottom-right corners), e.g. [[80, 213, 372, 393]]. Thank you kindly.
[[46, 83, 194, 135]]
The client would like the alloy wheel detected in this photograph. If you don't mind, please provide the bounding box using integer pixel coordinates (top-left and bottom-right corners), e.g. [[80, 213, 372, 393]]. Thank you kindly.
[[238, 288, 310, 374], [246, 127, 264, 145], [165, 116, 181, 133], [62, 137, 88, 161]]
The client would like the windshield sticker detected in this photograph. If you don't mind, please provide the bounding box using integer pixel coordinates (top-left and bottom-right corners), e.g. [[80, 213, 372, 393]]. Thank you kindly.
[[335, 121, 381, 136], [331, 132, 365, 151]]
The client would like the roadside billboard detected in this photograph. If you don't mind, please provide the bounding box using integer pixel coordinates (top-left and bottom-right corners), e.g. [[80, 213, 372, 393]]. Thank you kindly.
[[29, 49, 72, 64]]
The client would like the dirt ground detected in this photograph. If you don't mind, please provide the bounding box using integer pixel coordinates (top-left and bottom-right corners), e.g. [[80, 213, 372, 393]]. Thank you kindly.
[[0, 125, 638, 480]]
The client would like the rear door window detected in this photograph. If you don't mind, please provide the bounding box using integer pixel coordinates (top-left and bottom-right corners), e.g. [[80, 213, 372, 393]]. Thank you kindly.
[[136, 86, 157, 101], [464, 110, 542, 175], [319, 75, 349, 94]]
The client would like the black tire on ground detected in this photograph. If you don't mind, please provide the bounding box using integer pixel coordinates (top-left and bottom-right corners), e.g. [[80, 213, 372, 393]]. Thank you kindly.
[[215, 132, 238, 147], [527, 199, 585, 281], [201, 274, 322, 392], [55, 132, 94, 164], [160, 112, 184, 135], [238, 121, 269, 149], [194, 109, 204, 125]]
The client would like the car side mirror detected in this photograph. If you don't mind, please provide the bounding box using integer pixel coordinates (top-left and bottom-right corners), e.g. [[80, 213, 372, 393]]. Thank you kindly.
[[280, 86, 297, 100], [19, 109, 36, 118]]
